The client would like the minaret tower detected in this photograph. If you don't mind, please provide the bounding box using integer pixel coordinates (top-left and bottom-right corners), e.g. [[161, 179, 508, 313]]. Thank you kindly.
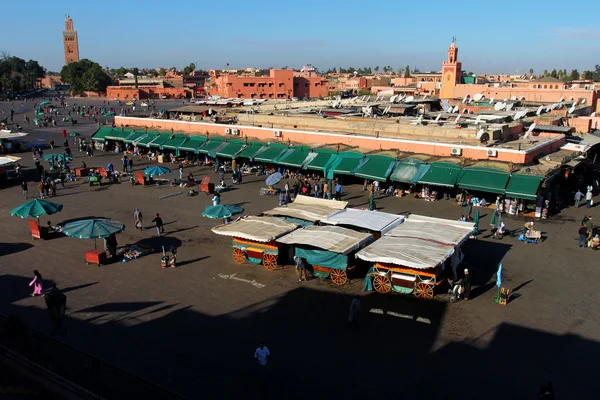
[[63, 14, 80, 65], [441, 37, 462, 99]]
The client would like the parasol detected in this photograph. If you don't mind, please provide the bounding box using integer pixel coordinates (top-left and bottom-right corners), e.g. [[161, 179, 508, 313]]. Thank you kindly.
[[489, 210, 497, 227], [202, 204, 244, 219], [11, 199, 63, 225], [145, 166, 171, 176], [69, 132, 81, 137], [44, 153, 72, 163], [473, 209, 480, 234], [40, 101, 50, 106], [265, 172, 282, 186], [61, 218, 125, 249]]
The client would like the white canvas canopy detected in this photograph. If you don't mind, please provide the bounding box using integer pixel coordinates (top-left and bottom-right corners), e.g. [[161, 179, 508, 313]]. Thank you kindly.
[[355, 214, 473, 269], [263, 195, 347, 222], [321, 208, 404, 234], [276, 225, 373, 255], [211, 216, 299, 243], [0, 131, 28, 140], [0, 155, 21, 167]]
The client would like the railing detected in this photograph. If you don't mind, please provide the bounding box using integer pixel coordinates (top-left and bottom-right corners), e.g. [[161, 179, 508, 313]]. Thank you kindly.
[[0, 313, 186, 400]]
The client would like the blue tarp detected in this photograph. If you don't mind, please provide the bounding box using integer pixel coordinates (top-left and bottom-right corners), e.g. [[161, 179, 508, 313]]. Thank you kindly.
[[295, 247, 348, 271]]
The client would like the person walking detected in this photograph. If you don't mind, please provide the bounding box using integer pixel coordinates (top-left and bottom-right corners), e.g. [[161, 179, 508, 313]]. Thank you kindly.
[[574, 189, 583, 208], [322, 181, 328, 199], [50, 180, 57, 197], [586, 190, 593, 208], [314, 180, 320, 198], [152, 213, 164, 236], [578, 224, 588, 247], [586, 216, 593, 237], [21, 181, 28, 199], [179, 163, 184, 179], [134, 208, 143, 230], [254, 343, 270, 380], [462, 268, 472, 301], [348, 295, 361, 324], [29, 270, 44, 297], [294, 256, 306, 282]]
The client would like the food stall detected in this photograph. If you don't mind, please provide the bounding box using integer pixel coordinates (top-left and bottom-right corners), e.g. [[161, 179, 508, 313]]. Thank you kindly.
[[262, 195, 347, 226], [211, 216, 299, 271], [320, 208, 404, 239], [276, 225, 374, 285], [357, 215, 473, 299]]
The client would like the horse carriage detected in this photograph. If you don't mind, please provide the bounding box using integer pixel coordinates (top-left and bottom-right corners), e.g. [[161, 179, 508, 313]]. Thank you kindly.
[[357, 215, 473, 299], [277, 225, 374, 286], [212, 216, 299, 271]]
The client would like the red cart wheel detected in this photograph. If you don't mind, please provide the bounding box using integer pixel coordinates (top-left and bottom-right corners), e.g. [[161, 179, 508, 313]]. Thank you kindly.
[[262, 254, 278, 271], [373, 275, 392, 294], [330, 269, 348, 286], [414, 282, 434, 300], [232, 248, 246, 264]]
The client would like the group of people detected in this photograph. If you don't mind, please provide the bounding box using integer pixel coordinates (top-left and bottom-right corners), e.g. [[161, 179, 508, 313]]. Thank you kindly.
[[574, 185, 594, 209], [134, 208, 165, 236], [578, 216, 595, 248]]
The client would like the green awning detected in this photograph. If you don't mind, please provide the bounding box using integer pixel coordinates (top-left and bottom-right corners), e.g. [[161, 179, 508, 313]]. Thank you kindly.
[[353, 156, 397, 181], [136, 133, 159, 147], [198, 138, 228, 155], [254, 144, 288, 163], [236, 142, 266, 160], [329, 152, 365, 176], [216, 140, 246, 158], [148, 133, 171, 148], [161, 134, 189, 150], [276, 146, 311, 167], [458, 167, 510, 194], [104, 129, 134, 141], [305, 150, 336, 170], [418, 162, 463, 187], [123, 131, 148, 144], [178, 136, 208, 153], [390, 159, 431, 183], [91, 127, 112, 142], [504, 174, 543, 200]]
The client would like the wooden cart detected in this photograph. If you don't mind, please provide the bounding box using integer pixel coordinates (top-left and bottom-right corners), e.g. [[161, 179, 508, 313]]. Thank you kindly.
[[368, 263, 442, 300], [231, 237, 280, 271]]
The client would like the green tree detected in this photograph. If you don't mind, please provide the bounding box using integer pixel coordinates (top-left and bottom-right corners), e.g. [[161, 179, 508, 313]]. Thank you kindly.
[[158, 68, 166, 77], [570, 69, 579, 80], [114, 66, 129, 78], [0, 53, 45, 95], [60, 59, 113, 94], [529, 68, 534, 76], [183, 63, 196, 75], [404, 65, 411, 78], [550, 69, 557, 78], [374, 66, 379, 73], [543, 69, 548, 77], [557, 70, 563, 79]]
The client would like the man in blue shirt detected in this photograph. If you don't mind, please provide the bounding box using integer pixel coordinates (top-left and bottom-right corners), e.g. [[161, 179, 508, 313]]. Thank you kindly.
[[335, 182, 342, 200]]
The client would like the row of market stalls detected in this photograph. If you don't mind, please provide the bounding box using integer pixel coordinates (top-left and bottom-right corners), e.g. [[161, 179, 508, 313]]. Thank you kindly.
[[92, 127, 545, 203], [211, 195, 474, 299]]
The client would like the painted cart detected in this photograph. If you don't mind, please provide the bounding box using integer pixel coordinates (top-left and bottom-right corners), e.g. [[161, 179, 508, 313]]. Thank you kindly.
[[277, 225, 373, 286], [357, 214, 474, 300], [212, 216, 299, 271]]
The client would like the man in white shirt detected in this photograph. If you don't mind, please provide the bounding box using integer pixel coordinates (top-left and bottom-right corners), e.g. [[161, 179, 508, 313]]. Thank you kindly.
[[586, 190, 593, 209], [254, 343, 270, 379]]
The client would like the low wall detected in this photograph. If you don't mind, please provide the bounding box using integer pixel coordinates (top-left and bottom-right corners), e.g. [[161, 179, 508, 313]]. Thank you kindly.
[[114, 116, 564, 164]]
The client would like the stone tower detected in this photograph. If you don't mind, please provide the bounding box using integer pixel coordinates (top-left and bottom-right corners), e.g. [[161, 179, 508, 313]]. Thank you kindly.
[[440, 39, 462, 99], [63, 14, 80, 65]]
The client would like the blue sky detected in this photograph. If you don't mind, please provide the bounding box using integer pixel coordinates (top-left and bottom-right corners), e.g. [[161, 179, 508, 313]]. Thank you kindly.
[[3, 0, 599, 74]]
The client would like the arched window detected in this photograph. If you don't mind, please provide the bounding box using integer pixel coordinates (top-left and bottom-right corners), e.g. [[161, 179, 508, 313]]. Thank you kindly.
[[544, 85, 547, 89], [555, 85, 559, 89]]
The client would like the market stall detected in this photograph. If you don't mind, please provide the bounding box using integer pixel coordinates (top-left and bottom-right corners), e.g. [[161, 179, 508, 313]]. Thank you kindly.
[[320, 208, 404, 239], [211, 216, 299, 270], [262, 195, 347, 226], [357, 214, 473, 299], [276, 225, 374, 285]]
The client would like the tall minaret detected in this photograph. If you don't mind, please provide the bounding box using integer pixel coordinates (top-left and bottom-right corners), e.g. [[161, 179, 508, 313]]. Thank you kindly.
[[441, 37, 462, 99], [63, 14, 80, 65]]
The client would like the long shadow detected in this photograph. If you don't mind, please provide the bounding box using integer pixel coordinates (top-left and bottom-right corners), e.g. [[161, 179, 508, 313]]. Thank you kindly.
[[61, 282, 99, 294], [126, 237, 183, 253], [0, 242, 34, 256], [76, 301, 163, 314], [512, 279, 534, 293], [57, 215, 109, 225], [462, 239, 511, 298], [175, 256, 210, 267], [166, 226, 198, 235]]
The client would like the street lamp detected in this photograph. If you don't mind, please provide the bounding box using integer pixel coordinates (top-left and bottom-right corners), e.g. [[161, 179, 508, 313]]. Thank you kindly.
[[44, 285, 67, 334]]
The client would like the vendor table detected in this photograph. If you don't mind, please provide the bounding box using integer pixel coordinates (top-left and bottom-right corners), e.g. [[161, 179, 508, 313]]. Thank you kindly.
[[85, 250, 106, 266]]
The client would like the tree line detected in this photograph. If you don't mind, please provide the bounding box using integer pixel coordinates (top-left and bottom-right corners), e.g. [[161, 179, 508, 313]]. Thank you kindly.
[[530, 66, 600, 81], [0, 52, 46, 96]]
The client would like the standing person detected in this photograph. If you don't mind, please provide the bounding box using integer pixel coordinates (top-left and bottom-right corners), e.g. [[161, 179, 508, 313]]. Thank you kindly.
[[586, 216, 593, 237], [466, 202, 473, 221], [212, 192, 221, 206], [574, 189, 583, 208], [29, 270, 43, 297], [152, 213, 164, 236], [50, 180, 57, 197], [348, 295, 360, 324], [49, 140, 54, 150], [335, 181, 343, 201], [254, 343, 270, 379], [314, 180, 320, 198], [21, 180, 28, 199], [62, 129, 67, 141], [462, 269, 472, 301], [179, 163, 184, 179], [322, 181, 328, 199], [121, 155, 128, 173], [373, 180, 380, 195], [284, 182, 289, 195], [134, 208, 143, 230], [294, 256, 305, 282], [37, 181, 44, 199], [586, 189, 593, 208], [128, 158, 133, 173]]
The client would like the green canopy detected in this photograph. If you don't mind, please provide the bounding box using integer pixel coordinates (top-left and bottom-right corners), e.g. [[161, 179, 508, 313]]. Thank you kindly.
[[123, 130, 148, 144], [216, 140, 246, 158], [91, 127, 112, 142], [326, 152, 365, 178], [418, 162, 463, 187], [390, 159, 431, 183], [148, 133, 171, 148], [197, 137, 228, 155], [353, 155, 397, 181], [178, 136, 208, 153], [105, 129, 134, 141], [11, 199, 63, 219], [236, 142, 267, 160], [161, 134, 189, 151], [305, 149, 336, 171], [458, 167, 510, 194], [504, 174, 543, 200], [136, 132, 160, 147], [276, 146, 311, 167], [295, 247, 348, 271], [254, 144, 288, 163]]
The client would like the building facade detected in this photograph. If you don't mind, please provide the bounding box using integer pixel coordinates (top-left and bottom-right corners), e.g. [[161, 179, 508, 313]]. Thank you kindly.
[[207, 69, 328, 99], [63, 15, 80, 65]]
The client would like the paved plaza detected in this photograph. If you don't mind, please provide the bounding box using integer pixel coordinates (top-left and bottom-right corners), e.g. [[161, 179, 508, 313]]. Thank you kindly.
[[1, 98, 599, 399]]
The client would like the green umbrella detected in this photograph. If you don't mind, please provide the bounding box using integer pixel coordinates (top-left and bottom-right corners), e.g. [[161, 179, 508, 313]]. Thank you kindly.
[[10, 199, 63, 225], [61, 218, 125, 250], [69, 132, 81, 137], [473, 209, 480, 234], [490, 210, 497, 227], [202, 204, 244, 219], [40, 101, 50, 106]]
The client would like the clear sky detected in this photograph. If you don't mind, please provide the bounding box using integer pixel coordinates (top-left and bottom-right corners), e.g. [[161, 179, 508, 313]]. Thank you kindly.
[[3, 0, 599, 74]]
